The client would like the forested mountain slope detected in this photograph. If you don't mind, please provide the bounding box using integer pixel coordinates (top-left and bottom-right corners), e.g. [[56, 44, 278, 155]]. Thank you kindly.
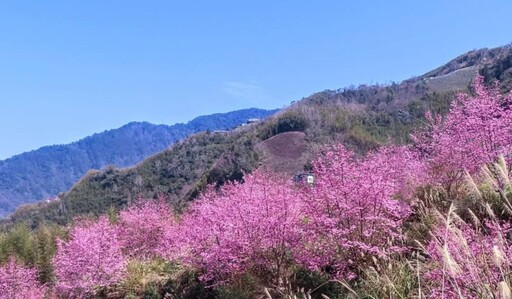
[[0, 108, 277, 217]]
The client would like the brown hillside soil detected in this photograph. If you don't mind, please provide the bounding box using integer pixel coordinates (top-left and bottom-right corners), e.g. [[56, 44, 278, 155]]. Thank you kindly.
[[256, 131, 309, 175]]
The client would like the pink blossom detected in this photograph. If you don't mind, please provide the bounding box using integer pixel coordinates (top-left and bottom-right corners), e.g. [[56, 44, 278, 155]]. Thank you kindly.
[[117, 199, 176, 259], [297, 145, 422, 279], [165, 172, 304, 285], [53, 217, 126, 297], [413, 76, 512, 190], [425, 220, 512, 298], [0, 258, 47, 299]]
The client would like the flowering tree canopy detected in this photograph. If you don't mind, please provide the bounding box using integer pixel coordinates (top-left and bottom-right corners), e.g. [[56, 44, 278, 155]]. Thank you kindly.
[[298, 145, 423, 279], [53, 217, 126, 297], [167, 172, 303, 286], [117, 199, 175, 260], [413, 76, 512, 189], [0, 258, 47, 299]]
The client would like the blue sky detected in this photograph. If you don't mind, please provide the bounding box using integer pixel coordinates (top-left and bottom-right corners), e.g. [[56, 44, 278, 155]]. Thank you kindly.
[[0, 0, 511, 159]]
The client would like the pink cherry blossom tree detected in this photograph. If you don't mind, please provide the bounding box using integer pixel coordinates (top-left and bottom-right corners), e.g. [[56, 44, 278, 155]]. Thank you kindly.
[[53, 217, 126, 297], [413, 76, 512, 192], [166, 172, 304, 286], [117, 199, 175, 260], [0, 258, 47, 299], [297, 145, 423, 280]]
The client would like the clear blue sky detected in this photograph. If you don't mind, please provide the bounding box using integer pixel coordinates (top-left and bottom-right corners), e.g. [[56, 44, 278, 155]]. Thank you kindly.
[[0, 0, 511, 159]]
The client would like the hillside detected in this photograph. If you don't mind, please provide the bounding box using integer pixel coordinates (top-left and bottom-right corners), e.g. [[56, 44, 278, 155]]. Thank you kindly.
[[0, 108, 277, 217], [5, 45, 512, 229]]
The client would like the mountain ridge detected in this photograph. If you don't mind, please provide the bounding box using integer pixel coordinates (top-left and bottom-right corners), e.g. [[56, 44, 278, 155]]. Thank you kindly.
[[0, 108, 278, 217]]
